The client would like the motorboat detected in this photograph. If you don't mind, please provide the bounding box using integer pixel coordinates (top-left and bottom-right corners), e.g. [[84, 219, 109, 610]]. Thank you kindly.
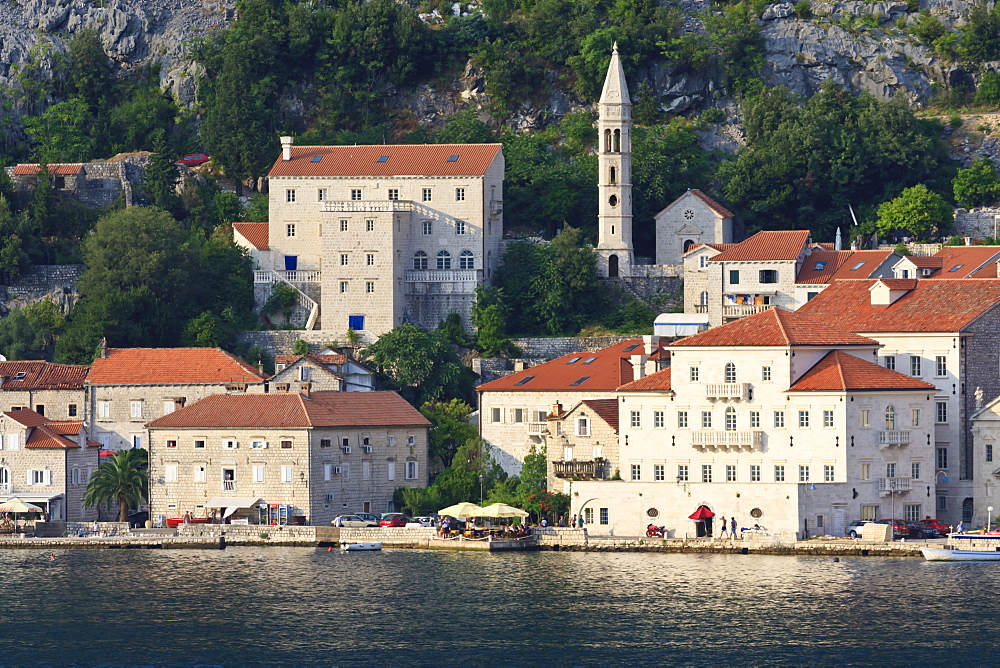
[[921, 533, 1000, 561], [341, 541, 382, 552]]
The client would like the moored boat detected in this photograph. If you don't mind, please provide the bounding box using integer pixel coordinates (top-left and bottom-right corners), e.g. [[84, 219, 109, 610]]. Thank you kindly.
[[921, 533, 1000, 561], [341, 541, 382, 551]]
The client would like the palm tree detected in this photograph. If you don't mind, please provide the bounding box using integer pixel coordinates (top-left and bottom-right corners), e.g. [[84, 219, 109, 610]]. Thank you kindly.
[[85, 448, 149, 522]]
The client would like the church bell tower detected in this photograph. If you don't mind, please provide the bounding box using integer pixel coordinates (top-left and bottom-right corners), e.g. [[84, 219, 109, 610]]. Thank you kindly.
[[596, 43, 634, 279]]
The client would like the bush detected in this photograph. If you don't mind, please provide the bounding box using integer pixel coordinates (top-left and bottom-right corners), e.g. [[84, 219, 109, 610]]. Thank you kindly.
[[792, 1, 811, 19], [700, 106, 726, 123], [976, 71, 1000, 105]]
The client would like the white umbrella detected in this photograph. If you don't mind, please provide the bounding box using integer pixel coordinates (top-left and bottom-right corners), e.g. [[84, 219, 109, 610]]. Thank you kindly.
[[478, 503, 529, 518], [0, 498, 42, 513], [438, 502, 485, 518]]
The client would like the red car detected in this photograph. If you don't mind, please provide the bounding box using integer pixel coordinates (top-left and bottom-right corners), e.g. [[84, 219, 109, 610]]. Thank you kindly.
[[917, 518, 950, 537], [379, 513, 415, 528], [176, 153, 210, 167]]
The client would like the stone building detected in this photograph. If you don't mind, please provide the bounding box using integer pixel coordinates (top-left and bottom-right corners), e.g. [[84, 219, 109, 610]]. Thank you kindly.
[[240, 140, 505, 341], [272, 352, 375, 392], [654, 190, 735, 266], [891, 245, 1000, 279], [86, 344, 267, 451], [0, 408, 99, 522], [0, 361, 89, 420], [545, 398, 620, 491], [146, 391, 429, 525], [7, 160, 135, 208]]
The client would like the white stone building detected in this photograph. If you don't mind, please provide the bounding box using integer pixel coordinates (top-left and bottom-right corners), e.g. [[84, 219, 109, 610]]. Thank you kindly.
[[654, 189, 735, 266], [271, 353, 375, 393]]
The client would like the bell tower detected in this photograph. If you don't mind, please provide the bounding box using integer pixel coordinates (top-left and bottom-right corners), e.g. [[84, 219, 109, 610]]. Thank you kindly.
[[596, 43, 633, 279]]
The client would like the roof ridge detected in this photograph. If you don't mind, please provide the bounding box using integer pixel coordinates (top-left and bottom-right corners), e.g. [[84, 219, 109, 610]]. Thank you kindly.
[[834, 351, 847, 389]]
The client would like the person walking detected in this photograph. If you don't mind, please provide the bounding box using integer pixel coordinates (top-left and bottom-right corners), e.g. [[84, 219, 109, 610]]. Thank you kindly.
[[578, 514, 584, 528], [731, 516, 738, 540], [571, 514, 577, 528], [719, 516, 728, 538], [541, 517, 548, 528]]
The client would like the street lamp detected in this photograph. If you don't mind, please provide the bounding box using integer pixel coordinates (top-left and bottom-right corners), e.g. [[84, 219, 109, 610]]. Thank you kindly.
[[479, 474, 484, 504], [989, 506, 994, 532]]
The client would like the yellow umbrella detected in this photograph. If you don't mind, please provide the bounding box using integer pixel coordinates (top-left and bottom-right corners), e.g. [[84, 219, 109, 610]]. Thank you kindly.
[[438, 502, 485, 518], [478, 503, 529, 518], [0, 498, 42, 513]]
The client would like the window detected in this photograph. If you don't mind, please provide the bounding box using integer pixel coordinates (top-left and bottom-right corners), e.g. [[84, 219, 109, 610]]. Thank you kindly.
[[456, 187, 465, 201], [936, 355, 947, 376], [194, 440, 205, 449], [340, 253, 349, 266], [677, 411, 688, 428], [130, 401, 142, 419], [677, 465, 689, 482], [366, 253, 375, 266], [406, 461, 419, 480], [702, 464, 712, 483], [388, 189, 399, 201], [653, 464, 665, 481], [366, 220, 374, 232], [910, 356, 922, 377], [318, 189, 327, 201], [750, 411, 760, 428], [988, 444, 994, 463], [936, 401, 948, 424], [491, 407, 501, 423], [798, 410, 809, 428], [884, 405, 895, 431], [599, 508, 609, 525], [351, 189, 362, 201], [937, 447, 948, 470], [583, 508, 593, 524], [626, 411, 640, 428], [799, 465, 810, 482], [774, 411, 785, 428], [750, 465, 761, 482], [817, 515, 824, 528], [774, 465, 785, 482], [340, 220, 348, 232], [163, 400, 176, 416], [98, 401, 110, 419], [413, 251, 428, 270], [422, 221, 432, 235], [861, 505, 878, 521], [68, 404, 77, 417], [701, 411, 712, 429], [699, 256, 708, 269], [286, 189, 296, 203], [387, 462, 395, 481], [904, 504, 922, 523], [726, 465, 736, 482], [437, 251, 452, 270], [725, 406, 736, 431], [824, 465, 834, 482], [631, 464, 641, 481], [886, 462, 896, 478], [652, 410, 664, 428], [340, 281, 349, 293], [456, 221, 466, 235], [348, 315, 364, 331], [725, 362, 737, 383], [223, 439, 238, 449], [165, 465, 177, 483], [133, 435, 142, 448], [281, 465, 293, 483], [759, 269, 778, 283], [823, 410, 834, 428], [422, 188, 432, 202], [194, 466, 206, 483], [576, 418, 590, 437], [938, 496, 947, 511], [912, 462, 921, 479], [729, 270, 740, 285], [459, 250, 475, 270], [860, 410, 870, 428], [366, 282, 375, 293], [884, 355, 895, 371], [861, 462, 871, 481], [254, 465, 265, 483], [761, 366, 771, 381], [387, 435, 396, 447], [281, 440, 292, 450], [912, 409, 920, 428], [513, 408, 524, 423], [689, 367, 700, 382]]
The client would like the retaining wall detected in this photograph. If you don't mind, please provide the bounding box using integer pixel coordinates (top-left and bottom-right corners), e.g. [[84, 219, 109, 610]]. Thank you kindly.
[[176, 523, 340, 545], [954, 208, 1000, 240]]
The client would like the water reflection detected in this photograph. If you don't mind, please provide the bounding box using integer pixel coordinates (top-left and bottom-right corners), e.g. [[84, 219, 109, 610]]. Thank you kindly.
[[0, 548, 997, 664]]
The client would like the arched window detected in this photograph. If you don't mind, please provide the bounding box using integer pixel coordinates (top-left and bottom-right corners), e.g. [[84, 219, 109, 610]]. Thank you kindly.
[[436, 250, 451, 270], [604, 129, 612, 153], [725, 406, 737, 432], [885, 405, 895, 431], [413, 251, 428, 271], [608, 255, 619, 278], [613, 129, 621, 152], [459, 250, 475, 270], [725, 362, 737, 384], [699, 291, 709, 306], [610, 166, 617, 184], [683, 239, 696, 253]]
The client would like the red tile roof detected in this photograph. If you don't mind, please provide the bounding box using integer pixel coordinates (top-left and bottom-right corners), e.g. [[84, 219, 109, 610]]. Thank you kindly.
[[477, 339, 654, 392], [88, 348, 266, 385], [789, 350, 936, 392], [796, 250, 894, 284], [710, 230, 811, 262], [4, 410, 91, 449], [233, 222, 268, 250], [580, 399, 620, 432], [929, 246, 1000, 278], [797, 279, 1000, 332], [683, 243, 737, 257], [876, 278, 918, 290], [0, 361, 88, 390], [904, 256, 943, 269], [146, 391, 428, 429], [688, 189, 735, 219], [12, 163, 84, 176], [268, 144, 503, 178], [670, 308, 879, 347], [275, 353, 348, 367], [617, 366, 673, 391]]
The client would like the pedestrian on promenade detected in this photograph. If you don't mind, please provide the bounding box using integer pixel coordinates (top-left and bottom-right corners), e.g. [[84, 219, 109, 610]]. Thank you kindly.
[[541, 517, 548, 528], [719, 516, 728, 538], [558, 515, 566, 527], [731, 516, 737, 539], [578, 515, 584, 528], [571, 514, 577, 527], [957, 520, 965, 533]]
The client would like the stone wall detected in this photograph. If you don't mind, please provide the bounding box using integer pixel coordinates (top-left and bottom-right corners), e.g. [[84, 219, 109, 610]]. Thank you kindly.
[[616, 274, 683, 306], [511, 336, 633, 358], [238, 330, 346, 357], [533, 527, 589, 546], [953, 209, 1000, 240], [1, 265, 84, 314], [177, 523, 340, 545]]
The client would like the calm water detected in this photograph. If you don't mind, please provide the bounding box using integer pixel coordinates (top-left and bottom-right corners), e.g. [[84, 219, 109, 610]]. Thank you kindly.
[[0, 546, 997, 665]]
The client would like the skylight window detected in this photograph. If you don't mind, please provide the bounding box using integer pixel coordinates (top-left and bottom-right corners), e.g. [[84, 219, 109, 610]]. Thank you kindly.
[[566, 357, 581, 364], [623, 344, 640, 352], [570, 376, 591, 386], [310, 156, 322, 163], [11, 372, 26, 381], [850, 261, 866, 271], [582, 357, 598, 364], [514, 376, 534, 386], [377, 156, 389, 163], [447, 155, 459, 162], [948, 264, 964, 273], [814, 261, 827, 270]]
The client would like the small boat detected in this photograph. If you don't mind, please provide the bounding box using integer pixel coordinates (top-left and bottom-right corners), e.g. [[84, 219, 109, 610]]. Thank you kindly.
[[921, 533, 1000, 561], [341, 541, 382, 552]]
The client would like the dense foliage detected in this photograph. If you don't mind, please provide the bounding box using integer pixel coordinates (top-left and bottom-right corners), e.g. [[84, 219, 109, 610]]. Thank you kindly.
[[84, 448, 149, 522]]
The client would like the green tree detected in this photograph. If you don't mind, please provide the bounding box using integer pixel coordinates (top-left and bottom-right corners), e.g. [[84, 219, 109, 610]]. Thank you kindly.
[[875, 184, 953, 238], [23, 97, 95, 163], [954, 157, 1000, 207], [471, 286, 519, 356], [211, 191, 245, 228], [292, 339, 310, 355], [245, 193, 269, 222], [65, 28, 113, 114], [434, 110, 496, 144], [142, 129, 182, 214], [959, 2, 1000, 62], [420, 399, 479, 469], [531, 225, 604, 334], [977, 71, 1000, 105], [0, 298, 66, 360], [84, 448, 149, 522]]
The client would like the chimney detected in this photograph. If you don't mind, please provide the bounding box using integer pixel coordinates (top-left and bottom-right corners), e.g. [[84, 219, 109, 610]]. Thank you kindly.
[[631, 354, 648, 381], [513, 360, 525, 372], [552, 402, 562, 417], [299, 381, 311, 398], [99, 337, 108, 359], [642, 335, 660, 356], [257, 355, 264, 375], [280, 136, 294, 161], [835, 227, 842, 251]]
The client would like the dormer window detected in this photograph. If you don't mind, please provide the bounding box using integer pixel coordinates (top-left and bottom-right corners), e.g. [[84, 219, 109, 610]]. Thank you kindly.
[[11, 372, 25, 381]]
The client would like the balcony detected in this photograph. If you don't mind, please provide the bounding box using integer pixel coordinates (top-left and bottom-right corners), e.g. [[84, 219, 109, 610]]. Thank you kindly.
[[693, 304, 708, 314], [490, 200, 503, 215], [527, 422, 547, 437], [320, 200, 413, 213], [722, 304, 774, 319], [878, 477, 912, 496], [878, 430, 911, 448], [692, 430, 763, 451], [254, 270, 321, 284], [404, 270, 478, 282], [552, 459, 607, 480], [705, 383, 751, 401], [223, 480, 236, 492]]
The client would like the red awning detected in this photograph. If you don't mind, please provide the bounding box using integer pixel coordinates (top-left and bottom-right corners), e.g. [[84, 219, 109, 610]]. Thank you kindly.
[[689, 506, 715, 520], [99, 449, 116, 457]]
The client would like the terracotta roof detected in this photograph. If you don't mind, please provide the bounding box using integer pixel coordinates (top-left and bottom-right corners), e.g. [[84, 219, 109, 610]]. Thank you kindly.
[[796, 250, 894, 284], [682, 243, 737, 258], [268, 143, 503, 178], [275, 353, 348, 367], [5, 409, 48, 427], [477, 339, 654, 392], [670, 308, 879, 348], [4, 410, 90, 449], [876, 278, 918, 290], [788, 350, 937, 392], [904, 256, 943, 269], [929, 246, 1000, 279], [617, 366, 673, 391], [688, 189, 735, 219], [0, 361, 88, 390], [12, 163, 84, 176], [147, 391, 428, 429], [797, 279, 1000, 332], [233, 222, 268, 250], [88, 348, 266, 385], [710, 230, 811, 262], [580, 399, 620, 432]]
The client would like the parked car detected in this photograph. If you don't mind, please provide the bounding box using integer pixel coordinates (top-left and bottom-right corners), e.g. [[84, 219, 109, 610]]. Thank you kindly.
[[127, 510, 149, 529], [413, 516, 436, 527], [873, 518, 910, 539], [379, 513, 415, 528], [176, 153, 210, 167], [917, 518, 950, 537], [354, 512, 380, 525], [845, 520, 871, 538], [332, 514, 377, 528]]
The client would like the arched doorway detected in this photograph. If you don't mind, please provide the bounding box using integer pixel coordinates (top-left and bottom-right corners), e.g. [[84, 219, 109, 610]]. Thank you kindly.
[[689, 504, 715, 537], [608, 254, 619, 278], [683, 239, 695, 253], [963, 497, 974, 524]]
